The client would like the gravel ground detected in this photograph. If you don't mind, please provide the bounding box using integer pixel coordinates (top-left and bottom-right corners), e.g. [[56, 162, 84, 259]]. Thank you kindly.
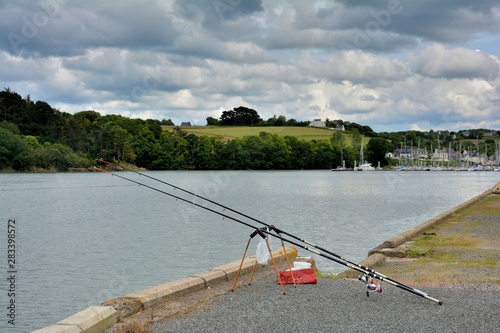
[[154, 278, 500, 333]]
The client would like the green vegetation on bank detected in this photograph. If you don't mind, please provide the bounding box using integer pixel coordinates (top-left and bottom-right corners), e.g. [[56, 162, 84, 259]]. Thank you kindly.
[[381, 194, 500, 286], [0, 88, 498, 171]]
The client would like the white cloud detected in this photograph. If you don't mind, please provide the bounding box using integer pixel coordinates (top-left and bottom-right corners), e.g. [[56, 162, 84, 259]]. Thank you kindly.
[[298, 50, 409, 84], [409, 44, 499, 80], [0, 0, 499, 132]]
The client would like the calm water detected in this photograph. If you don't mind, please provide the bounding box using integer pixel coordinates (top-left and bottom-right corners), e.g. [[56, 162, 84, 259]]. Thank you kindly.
[[0, 170, 498, 332]]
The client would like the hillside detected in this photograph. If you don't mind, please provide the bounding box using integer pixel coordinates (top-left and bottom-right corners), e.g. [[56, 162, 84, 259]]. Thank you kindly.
[[162, 125, 347, 142]]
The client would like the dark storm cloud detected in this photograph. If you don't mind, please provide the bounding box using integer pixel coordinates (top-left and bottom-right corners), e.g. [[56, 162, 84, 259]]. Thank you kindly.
[[291, 0, 500, 50], [174, 0, 264, 23], [0, 0, 178, 57]]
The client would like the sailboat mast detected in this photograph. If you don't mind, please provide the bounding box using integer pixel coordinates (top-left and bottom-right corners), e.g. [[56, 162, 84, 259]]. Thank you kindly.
[[360, 135, 364, 164]]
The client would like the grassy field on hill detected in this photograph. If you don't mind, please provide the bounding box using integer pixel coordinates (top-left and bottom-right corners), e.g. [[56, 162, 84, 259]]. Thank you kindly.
[[163, 126, 347, 142]]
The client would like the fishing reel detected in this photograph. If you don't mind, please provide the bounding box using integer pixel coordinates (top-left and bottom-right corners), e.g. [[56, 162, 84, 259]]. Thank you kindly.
[[358, 274, 382, 297]]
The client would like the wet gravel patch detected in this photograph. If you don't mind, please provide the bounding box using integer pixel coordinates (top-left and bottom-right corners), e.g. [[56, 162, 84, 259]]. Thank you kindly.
[[154, 278, 499, 333]]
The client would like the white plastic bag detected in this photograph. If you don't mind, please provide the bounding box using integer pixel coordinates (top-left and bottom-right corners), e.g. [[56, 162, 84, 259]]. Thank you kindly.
[[256, 234, 272, 265]]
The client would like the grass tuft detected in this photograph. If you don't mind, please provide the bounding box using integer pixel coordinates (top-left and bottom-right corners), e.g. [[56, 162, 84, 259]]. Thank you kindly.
[[316, 271, 340, 279], [116, 318, 154, 333], [407, 246, 428, 257]]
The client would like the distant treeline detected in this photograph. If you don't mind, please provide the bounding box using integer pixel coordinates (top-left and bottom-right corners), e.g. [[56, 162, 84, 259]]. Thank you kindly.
[[0, 88, 497, 171], [0, 88, 386, 171], [0, 116, 375, 171]]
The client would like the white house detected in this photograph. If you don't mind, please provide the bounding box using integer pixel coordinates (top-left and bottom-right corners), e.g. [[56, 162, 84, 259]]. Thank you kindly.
[[309, 119, 325, 127]]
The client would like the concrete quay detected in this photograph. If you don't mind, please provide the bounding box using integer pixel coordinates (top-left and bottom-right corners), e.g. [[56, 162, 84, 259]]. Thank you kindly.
[[32, 246, 297, 333], [339, 186, 495, 278]]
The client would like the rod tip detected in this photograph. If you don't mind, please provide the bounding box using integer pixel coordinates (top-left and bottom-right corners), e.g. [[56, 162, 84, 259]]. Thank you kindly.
[[438, 301, 443, 305]]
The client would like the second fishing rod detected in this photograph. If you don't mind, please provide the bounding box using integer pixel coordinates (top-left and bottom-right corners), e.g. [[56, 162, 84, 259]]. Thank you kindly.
[[96, 165, 442, 304], [98, 160, 443, 304], [100, 160, 441, 302]]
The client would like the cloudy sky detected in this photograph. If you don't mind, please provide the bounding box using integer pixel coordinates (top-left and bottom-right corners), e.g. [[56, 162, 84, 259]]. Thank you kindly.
[[1, 0, 499, 132]]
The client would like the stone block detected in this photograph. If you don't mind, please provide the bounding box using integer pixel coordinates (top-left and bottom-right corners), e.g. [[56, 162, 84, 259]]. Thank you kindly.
[[31, 324, 80, 333], [57, 306, 117, 333], [127, 276, 206, 309], [191, 270, 228, 287], [33, 306, 116, 333]]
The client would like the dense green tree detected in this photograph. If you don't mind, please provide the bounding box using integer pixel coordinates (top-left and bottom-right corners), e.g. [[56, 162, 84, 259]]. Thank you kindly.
[[218, 139, 240, 169], [344, 121, 375, 136], [206, 117, 220, 126], [130, 124, 157, 168], [266, 116, 277, 126], [0, 121, 20, 134], [191, 136, 224, 169], [219, 106, 262, 126], [350, 128, 362, 163], [284, 136, 315, 169], [481, 139, 496, 157], [259, 132, 291, 168], [276, 115, 287, 126], [0, 88, 24, 124], [236, 135, 268, 169], [314, 140, 335, 169], [160, 118, 174, 126], [330, 131, 346, 150], [367, 137, 395, 167], [0, 127, 24, 168]]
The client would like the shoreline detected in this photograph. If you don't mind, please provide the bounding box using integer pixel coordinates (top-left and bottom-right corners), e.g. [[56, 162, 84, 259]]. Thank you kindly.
[[3, 166, 500, 173]]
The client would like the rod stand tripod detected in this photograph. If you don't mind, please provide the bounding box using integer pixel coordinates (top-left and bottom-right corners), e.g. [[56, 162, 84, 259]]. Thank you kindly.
[[230, 226, 296, 294]]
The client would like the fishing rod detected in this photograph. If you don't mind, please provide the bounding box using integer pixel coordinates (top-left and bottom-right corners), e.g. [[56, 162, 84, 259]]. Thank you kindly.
[[99, 161, 410, 286], [96, 161, 443, 305], [99, 160, 442, 303]]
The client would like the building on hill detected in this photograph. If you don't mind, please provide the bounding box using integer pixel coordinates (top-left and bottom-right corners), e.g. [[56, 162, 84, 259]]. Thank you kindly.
[[309, 119, 325, 127], [394, 148, 427, 160], [464, 151, 488, 165], [180, 122, 192, 126], [433, 148, 455, 162]]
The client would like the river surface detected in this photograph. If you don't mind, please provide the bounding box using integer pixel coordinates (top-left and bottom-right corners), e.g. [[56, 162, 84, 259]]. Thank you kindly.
[[0, 170, 498, 332]]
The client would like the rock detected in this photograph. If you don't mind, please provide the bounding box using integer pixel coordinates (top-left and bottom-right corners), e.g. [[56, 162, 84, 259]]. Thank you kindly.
[[493, 182, 500, 194], [101, 297, 143, 321]]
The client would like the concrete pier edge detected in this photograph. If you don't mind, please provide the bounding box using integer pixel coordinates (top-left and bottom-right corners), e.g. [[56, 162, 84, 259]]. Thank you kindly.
[[339, 186, 496, 278], [31, 246, 298, 333]]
